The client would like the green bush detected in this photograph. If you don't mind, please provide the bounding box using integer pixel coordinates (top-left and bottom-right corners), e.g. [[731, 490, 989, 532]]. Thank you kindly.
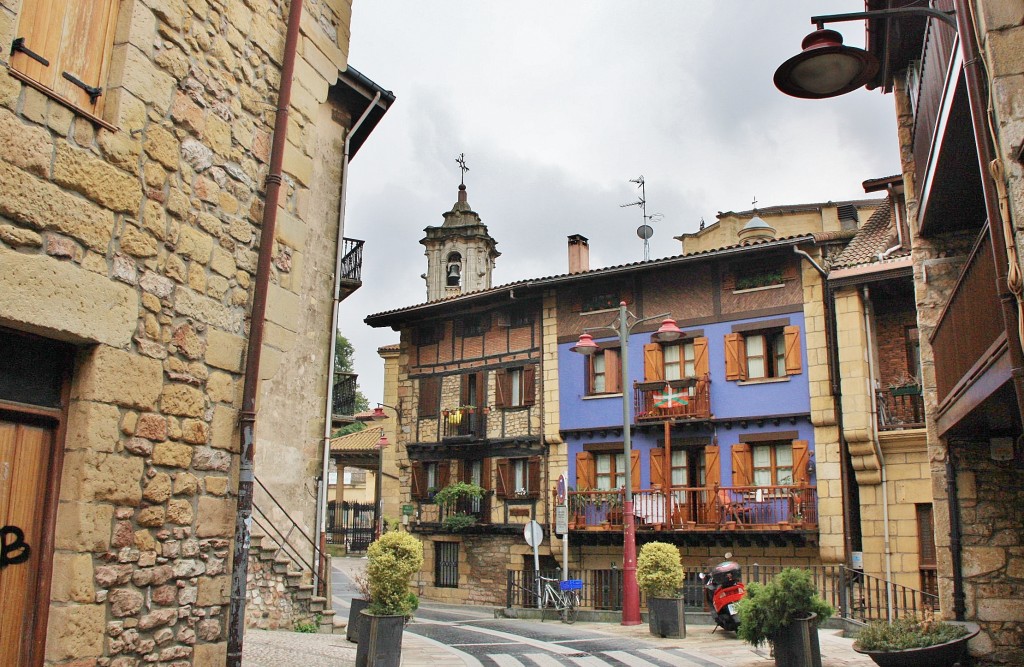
[[433, 482, 484, 508], [737, 568, 833, 648], [366, 530, 424, 617], [636, 542, 683, 598], [854, 616, 969, 651], [293, 614, 321, 633], [441, 512, 477, 532]]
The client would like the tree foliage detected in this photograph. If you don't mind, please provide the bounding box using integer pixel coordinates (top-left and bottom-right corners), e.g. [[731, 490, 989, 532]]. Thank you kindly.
[[334, 332, 370, 414]]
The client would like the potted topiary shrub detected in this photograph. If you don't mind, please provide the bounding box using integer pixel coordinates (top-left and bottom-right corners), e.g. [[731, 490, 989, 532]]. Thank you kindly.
[[737, 568, 833, 667], [356, 530, 424, 667], [636, 542, 685, 638], [853, 616, 979, 667]]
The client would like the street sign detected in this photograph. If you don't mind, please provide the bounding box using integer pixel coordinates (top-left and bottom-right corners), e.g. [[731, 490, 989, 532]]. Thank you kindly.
[[556, 475, 566, 505], [523, 520, 543, 547], [555, 506, 568, 535], [401, 504, 414, 516]]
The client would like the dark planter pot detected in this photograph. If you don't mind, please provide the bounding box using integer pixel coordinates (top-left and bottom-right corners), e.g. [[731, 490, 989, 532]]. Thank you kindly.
[[647, 596, 686, 638], [853, 622, 979, 667], [355, 611, 405, 667], [772, 612, 821, 667], [346, 598, 369, 643]]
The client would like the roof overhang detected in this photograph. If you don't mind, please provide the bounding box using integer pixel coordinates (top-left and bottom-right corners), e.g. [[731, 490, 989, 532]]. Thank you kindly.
[[336, 66, 395, 159]]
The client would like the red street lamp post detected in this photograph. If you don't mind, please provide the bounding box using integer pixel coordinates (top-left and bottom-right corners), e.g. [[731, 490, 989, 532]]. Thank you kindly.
[[571, 303, 682, 625]]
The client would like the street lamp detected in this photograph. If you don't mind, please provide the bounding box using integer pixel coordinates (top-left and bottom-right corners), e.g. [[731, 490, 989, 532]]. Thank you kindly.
[[773, 7, 956, 99], [363, 403, 401, 539], [570, 302, 683, 625]]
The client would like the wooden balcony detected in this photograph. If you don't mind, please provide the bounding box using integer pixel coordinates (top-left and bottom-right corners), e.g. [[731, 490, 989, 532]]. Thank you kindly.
[[633, 376, 711, 422], [442, 407, 488, 440], [565, 485, 817, 532]]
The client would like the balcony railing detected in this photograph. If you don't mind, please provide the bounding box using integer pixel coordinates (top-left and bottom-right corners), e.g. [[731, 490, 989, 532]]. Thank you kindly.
[[337, 237, 364, 295], [564, 485, 817, 531], [414, 494, 493, 526], [332, 372, 358, 417], [930, 227, 1004, 404], [442, 407, 487, 439], [633, 376, 711, 422], [878, 387, 925, 430]]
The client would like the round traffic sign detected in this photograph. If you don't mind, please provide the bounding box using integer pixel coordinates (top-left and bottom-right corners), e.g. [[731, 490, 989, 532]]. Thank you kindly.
[[523, 520, 543, 547]]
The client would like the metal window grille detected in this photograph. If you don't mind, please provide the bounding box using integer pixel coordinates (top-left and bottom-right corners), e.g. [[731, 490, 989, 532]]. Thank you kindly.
[[434, 541, 459, 588]]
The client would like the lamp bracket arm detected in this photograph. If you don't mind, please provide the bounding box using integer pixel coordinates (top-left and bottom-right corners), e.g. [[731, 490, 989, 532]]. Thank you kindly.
[[628, 312, 670, 330], [811, 7, 956, 30]]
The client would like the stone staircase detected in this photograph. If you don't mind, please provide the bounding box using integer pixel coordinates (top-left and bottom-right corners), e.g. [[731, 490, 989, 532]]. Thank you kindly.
[[247, 532, 337, 634]]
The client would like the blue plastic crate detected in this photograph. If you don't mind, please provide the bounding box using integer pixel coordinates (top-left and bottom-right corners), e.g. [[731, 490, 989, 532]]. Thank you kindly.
[[560, 579, 583, 591]]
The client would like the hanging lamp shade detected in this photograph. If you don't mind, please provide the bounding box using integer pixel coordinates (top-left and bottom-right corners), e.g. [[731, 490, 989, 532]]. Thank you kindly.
[[774, 29, 879, 99]]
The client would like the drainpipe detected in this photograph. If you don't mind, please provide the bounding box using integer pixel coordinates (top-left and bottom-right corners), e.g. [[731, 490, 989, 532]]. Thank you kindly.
[[317, 90, 382, 589], [945, 453, 967, 620], [227, 1, 304, 664], [878, 188, 904, 260], [862, 286, 894, 621]]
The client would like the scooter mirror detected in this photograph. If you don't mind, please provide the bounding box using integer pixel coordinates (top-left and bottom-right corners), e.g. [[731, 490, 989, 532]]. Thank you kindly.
[[698, 572, 705, 580], [724, 552, 732, 559]]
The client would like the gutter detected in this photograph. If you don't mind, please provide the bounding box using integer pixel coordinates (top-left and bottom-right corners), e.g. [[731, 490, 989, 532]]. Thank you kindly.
[[226, 0, 304, 663]]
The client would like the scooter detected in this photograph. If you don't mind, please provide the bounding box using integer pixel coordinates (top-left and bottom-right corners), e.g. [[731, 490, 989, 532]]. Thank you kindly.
[[698, 554, 745, 632]]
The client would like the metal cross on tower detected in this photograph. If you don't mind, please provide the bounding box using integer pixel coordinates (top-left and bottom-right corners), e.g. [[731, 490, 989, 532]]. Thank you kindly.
[[456, 153, 469, 186]]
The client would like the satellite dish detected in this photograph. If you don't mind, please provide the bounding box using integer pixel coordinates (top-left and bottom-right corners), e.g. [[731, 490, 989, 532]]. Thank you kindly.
[[637, 224, 654, 240]]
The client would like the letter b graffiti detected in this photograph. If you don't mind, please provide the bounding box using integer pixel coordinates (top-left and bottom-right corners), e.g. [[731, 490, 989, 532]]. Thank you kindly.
[[0, 525, 31, 568]]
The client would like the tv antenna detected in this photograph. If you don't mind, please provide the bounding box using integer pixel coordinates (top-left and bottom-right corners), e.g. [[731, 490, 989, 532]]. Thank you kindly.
[[620, 175, 662, 261]]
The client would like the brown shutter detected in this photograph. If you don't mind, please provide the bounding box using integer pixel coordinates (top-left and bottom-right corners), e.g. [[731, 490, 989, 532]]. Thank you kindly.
[[495, 369, 509, 408], [650, 449, 665, 489], [731, 443, 753, 487], [575, 452, 595, 490], [496, 459, 511, 498], [791, 440, 810, 486], [481, 457, 492, 490], [458, 460, 468, 483], [54, 1, 118, 112], [693, 337, 709, 378], [437, 462, 451, 489], [476, 371, 486, 407], [644, 343, 664, 382], [460, 373, 471, 405], [725, 333, 746, 381], [605, 349, 620, 392], [784, 325, 802, 375], [630, 449, 641, 492], [411, 462, 425, 500], [527, 456, 541, 498], [418, 377, 439, 417], [704, 445, 720, 489], [523, 365, 536, 406]]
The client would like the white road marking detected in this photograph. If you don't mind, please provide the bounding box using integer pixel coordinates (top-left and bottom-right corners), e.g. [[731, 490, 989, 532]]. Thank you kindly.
[[602, 650, 662, 666], [409, 623, 579, 655], [407, 631, 485, 667], [489, 654, 526, 667], [569, 655, 615, 667], [522, 653, 568, 667], [642, 648, 730, 667]]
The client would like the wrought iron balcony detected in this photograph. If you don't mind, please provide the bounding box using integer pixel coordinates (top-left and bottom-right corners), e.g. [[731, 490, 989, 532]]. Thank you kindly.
[[633, 376, 712, 422], [332, 372, 358, 418], [337, 238, 364, 299], [442, 407, 488, 439]]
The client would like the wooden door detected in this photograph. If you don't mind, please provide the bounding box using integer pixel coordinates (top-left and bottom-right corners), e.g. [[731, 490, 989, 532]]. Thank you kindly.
[[0, 418, 54, 667]]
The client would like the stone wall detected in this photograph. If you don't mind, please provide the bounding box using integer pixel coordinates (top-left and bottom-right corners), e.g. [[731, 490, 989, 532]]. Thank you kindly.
[[0, 0, 354, 664]]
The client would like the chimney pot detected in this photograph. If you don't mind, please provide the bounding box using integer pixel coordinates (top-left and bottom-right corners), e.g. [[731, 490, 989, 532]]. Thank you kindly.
[[568, 234, 590, 274]]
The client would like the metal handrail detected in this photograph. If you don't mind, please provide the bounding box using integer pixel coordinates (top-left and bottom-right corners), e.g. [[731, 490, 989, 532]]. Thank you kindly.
[[252, 476, 322, 593]]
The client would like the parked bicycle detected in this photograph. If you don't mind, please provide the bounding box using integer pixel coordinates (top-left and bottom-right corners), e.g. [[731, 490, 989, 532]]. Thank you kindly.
[[538, 575, 582, 624]]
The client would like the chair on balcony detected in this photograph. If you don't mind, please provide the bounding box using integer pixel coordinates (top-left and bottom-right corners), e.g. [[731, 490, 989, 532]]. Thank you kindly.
[[717, 488, 751, 525]]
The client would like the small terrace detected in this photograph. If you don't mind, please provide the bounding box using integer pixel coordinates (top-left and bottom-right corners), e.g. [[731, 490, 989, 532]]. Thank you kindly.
[[337, 237, 364, 300], [442, 406, 488, 440], [331, 372, 358, 421], [634, 377, 711, 422]]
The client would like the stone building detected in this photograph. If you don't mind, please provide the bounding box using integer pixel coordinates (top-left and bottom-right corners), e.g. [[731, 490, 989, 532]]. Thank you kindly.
[[0, 1, 391, 665]]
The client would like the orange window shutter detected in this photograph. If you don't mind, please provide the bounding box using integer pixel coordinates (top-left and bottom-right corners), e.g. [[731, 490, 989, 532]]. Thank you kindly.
[[604, 349, 620, 392], [10, 0, 63, 89], [731, 443, 753, 487], [496, 459, 510, 498], [53, 0, 118, 114], [523, 365, 536, 405], [693, 337, 709, 377], [792, 440, 810, 486], [644, 343, 664, 382], [527, 456, 541, 497], [576, 452, 595, 490], [704, 445, 720, 488], [784, 326, 802, 375], [724, 333, 745, 381], [650, 449, 664, 489], [630, 449, 640, 492]]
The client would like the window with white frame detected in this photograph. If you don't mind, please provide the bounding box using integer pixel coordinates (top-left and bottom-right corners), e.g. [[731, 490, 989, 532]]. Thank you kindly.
[[595, 452, 626, 490], [752, 442, 793, 486]]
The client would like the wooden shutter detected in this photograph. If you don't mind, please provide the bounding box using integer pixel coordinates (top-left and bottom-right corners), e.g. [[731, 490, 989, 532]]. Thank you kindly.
[[495, 369, 509, 408], [458, 459, 467, 483], [576, 451, 595, 490], [496, 459, 511, 498], [916, 504, 936, 567], [630, 449, 640, 492], [605, 349, 620, 392], [724, 333, 746, 381], [693, 337, 709, 378], [411, 462, 426, 500], [644, 343, 664, 382], [418, 376, 439, 417], [784, 326, 802, 375], [731, 443, 753, 487], [527, 456, 541, 498], [523, 365, 536, 406], [481, 457, 492, 490], [704, 445, 720, 489], [460, 373, 471, 405], [437, 462, 451, 490], [650, 449, 665, 489], [791, 440, 810, 486]]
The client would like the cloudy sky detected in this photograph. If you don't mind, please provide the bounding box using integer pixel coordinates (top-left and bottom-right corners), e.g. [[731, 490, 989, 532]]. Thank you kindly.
[[340, 1, 901, 404]]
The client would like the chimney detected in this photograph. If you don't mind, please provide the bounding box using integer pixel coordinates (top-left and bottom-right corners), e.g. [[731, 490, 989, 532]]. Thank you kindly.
[[568, 234, 590, 273]]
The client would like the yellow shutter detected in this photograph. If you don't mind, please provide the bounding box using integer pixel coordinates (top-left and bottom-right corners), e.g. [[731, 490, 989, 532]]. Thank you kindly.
[[644, 343, 664, 382], [784, 326, 802, 375], [53, 0, 119, 113], [10, 0, 62, 88], [693, 337, 709, 378], [731, 443, 753, 487]]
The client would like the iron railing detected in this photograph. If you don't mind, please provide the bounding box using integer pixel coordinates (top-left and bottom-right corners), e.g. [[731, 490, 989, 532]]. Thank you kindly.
[[325, 500, 375, 552], [332, 371, 358, 417], [507, 563, 938, 623], [565, 485, 817, 531], [634, 376, 711, 422], [252, 476, 324, 595], [442, 407, 487, 439], [414, 494, 494, 525], [338, 237, 364, 288], [877, 388, 925, 430]]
